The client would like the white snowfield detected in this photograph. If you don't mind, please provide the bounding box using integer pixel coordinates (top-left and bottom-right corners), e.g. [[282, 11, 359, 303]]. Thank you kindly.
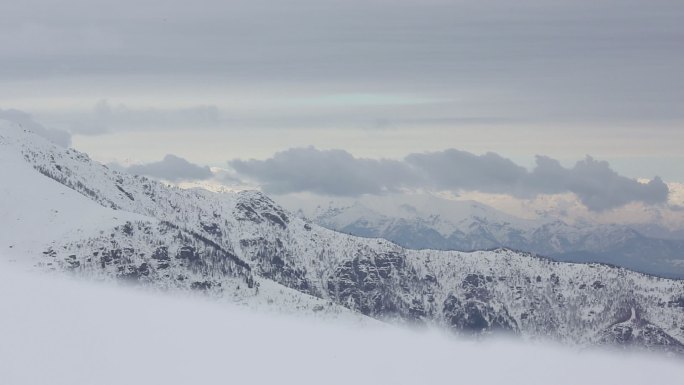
[[1, 121, 684, 356], [0, 139, 148, 261], [0, 266, 683, 385]]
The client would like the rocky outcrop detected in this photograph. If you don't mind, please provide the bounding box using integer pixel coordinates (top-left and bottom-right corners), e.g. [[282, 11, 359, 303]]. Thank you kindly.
[[326, 251, 426, 320], [599, 307, 684, 354], [443, 294, 517, 333]]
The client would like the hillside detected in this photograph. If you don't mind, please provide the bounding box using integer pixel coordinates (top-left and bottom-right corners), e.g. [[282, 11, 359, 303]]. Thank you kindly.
[[287, 197, 684, 278], [2, 122, 684, 353]]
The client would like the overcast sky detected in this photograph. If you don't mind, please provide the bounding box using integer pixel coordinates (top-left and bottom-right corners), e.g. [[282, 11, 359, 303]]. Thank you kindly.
[[2, 0, 683, 189]]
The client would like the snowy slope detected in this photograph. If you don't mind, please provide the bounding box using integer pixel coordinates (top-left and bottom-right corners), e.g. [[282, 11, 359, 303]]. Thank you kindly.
[[2, 122, 684, 353], [0, 123, 371, 321], [0, 137, 147, 263]]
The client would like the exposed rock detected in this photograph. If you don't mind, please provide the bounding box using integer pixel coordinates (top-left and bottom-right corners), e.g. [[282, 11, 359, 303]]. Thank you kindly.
[[177, 245, 198, 261], [443, 294, 517, 334], [599, 307, 684, 354]]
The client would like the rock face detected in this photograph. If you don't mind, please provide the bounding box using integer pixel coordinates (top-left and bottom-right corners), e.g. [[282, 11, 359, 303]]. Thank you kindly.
[[326, 251, 428, 320], [443, 294, 517, 333], [599, 307, 684, 354], [440, 274, 518, 333], [3, 124, 684, 353]]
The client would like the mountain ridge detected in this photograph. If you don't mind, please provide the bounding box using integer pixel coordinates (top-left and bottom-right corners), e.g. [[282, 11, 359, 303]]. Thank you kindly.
[[291, 198, 684, 278], [2, 122, 684, 354]]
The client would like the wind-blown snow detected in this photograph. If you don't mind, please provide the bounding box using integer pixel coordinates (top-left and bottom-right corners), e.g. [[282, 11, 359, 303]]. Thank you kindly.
[[0, 265, 682, 385]]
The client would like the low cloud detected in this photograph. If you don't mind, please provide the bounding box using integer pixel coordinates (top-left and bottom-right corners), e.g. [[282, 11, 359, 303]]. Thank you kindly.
[[0, 108, 71, 147], [229, 148, 669, 211], [528, 156, 669, 211], [120, 154, 213, 182], [405, 150, 529, 195], [231, 147, 417, 196]]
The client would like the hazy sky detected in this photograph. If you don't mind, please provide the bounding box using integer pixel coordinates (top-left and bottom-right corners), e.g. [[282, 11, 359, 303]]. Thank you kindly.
[[2, 0, 683, 185]]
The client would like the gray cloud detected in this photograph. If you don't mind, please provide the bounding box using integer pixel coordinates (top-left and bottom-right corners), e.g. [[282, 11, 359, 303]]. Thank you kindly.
[[230, 148, 669, 211], [69, 100, 221, 135], [3, 0, 683, 185], [528, 156, 670, 211], [0, 109, 71, 147], [405, 150, 529, 195], [3, 0, 684, 124], [121, 154, 213, 182], [231, 147, 417, 196]]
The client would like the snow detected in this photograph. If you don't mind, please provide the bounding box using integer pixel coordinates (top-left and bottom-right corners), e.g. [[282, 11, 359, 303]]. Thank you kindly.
[[2, 121, 684, 352], [284, 190, 684, 278], [1, 264, 683, 385], [276, 191, 541, 237], [0, 123, 374, 322], [0, 133, 148, 263]]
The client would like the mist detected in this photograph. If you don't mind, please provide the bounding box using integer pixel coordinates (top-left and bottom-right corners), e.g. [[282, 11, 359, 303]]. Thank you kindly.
[[1, 264, 682, 385]]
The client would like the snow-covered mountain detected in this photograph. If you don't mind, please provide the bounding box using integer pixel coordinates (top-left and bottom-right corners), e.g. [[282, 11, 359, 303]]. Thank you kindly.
[[283, 196, 684, 278], [2, 122, 684, 354]]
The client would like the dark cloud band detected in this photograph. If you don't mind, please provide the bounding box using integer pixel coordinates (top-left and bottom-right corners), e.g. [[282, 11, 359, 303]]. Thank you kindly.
[[230, 147, 669, 211]]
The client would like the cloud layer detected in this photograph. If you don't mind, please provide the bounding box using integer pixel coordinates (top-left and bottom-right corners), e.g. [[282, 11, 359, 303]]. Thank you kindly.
[[230, 148, 669, 211], [231, 147, 417, 196], [4, 0, 684, 181], [122, 154, 213, 182], [69, 100, 221, 135], [4, 0, 684, 128]]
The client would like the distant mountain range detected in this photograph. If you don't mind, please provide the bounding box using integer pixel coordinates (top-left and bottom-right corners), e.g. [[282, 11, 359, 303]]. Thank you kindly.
[[2, 122, 684, 354], [278, 195, 684, 279]]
